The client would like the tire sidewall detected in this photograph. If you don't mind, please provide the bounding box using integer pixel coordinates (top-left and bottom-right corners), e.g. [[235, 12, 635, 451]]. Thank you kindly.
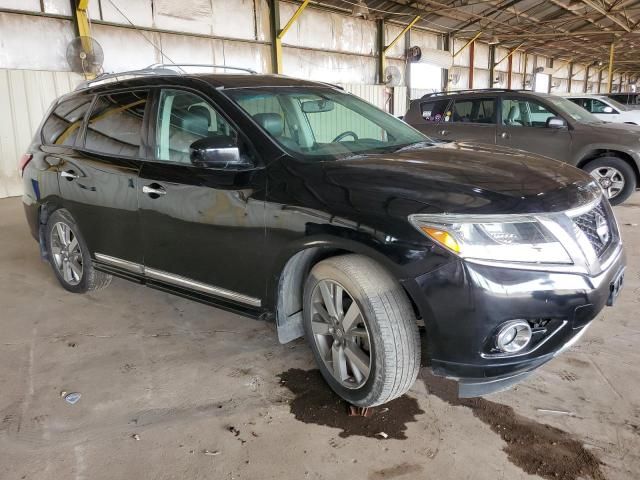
[[584, 157, 637, 205], [45, 209, 93, 293], [303, 262, 387, 406]]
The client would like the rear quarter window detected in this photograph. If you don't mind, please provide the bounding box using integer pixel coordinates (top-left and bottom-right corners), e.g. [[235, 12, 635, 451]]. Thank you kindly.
[[83, 90, 149, 158], [41, 96, 92, 146], [419, 99, 451, 122]]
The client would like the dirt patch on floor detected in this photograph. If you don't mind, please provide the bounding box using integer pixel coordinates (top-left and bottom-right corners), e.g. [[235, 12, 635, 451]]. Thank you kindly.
[[278, 368, 424, 439], [422, 370, 605, 480]]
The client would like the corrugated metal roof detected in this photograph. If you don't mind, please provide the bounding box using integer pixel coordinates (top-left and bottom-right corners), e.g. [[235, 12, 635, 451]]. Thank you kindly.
[[317, 0, 640, 74]]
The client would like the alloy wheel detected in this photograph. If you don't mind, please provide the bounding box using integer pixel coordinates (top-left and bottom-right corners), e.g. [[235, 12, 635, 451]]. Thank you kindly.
[[590, 166, 625, 199], [310, 279, 372, 389], [50, 222, 83, 286]]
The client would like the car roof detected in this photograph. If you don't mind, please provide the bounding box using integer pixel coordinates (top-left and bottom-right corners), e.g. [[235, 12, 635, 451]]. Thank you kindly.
[[70, 73, 338, 97], [416, 89, 550, 101]]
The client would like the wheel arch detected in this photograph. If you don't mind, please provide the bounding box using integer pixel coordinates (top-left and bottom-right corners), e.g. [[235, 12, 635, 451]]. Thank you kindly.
[[270, 236, 409, 344], [576, 149, 640, 184], [37, 199, 64, 260]]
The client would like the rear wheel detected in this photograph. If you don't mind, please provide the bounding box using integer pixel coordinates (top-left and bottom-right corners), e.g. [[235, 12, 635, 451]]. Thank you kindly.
[[583, 156, 636, 205], [303, 254, 420, 407], [45, 209, 112, 293]]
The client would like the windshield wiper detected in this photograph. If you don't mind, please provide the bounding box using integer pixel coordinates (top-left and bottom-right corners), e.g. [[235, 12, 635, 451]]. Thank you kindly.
[[394, 141, 436, 153]]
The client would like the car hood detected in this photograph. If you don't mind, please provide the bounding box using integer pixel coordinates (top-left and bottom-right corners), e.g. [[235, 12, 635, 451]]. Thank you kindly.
[[584, 119, 640, 134], [313, 142, 601, 217]]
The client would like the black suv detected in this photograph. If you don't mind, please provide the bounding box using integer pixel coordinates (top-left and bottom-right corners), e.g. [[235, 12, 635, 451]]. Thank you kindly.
[[21, 67, 626, 406], [404, 89, 640, 205]]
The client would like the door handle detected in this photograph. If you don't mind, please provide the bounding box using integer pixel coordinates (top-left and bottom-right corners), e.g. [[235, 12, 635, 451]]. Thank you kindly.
[[439, 130, 449, 136], [500, 132, 510, 139], [142, 184, 167, 196], [60, 170, 79, 180]]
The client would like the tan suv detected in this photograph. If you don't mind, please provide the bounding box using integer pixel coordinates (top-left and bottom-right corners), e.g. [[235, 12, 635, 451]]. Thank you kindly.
[[404, 89, 640, 204]]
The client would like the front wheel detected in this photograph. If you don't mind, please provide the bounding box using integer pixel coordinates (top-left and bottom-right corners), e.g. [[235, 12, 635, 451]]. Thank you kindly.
[[303, 254, 420, 407], [583, 157, 637, 205]]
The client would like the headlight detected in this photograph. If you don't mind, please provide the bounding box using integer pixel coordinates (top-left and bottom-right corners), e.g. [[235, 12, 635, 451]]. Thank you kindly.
[[409, 214, 572, 264]]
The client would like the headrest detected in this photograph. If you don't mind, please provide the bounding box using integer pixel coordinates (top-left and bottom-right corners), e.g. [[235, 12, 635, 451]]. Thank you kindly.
[[180, 109, 209, 137], [253, 113, 284, 137], [188, 105, 211, 127]]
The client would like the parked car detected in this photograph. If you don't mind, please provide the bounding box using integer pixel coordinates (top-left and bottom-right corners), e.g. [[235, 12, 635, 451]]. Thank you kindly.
[[21, 69, 625, 406], [564, 94, 640, 124], [605, 92, 640, 106], [404, 89, 640, 204]]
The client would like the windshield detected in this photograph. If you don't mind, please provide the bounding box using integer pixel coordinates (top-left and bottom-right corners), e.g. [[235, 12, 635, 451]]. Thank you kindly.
[[547, 97, 603, 124], [605, 97, 630, 111], [224, 87, 429, 161]]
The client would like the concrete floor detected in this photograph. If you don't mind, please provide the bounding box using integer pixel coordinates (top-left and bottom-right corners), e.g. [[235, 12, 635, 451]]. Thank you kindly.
[[0, 194, 639, 480]]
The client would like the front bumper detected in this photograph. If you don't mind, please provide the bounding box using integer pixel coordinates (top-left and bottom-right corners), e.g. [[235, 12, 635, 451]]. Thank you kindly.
[[402, 244, 626, 397]]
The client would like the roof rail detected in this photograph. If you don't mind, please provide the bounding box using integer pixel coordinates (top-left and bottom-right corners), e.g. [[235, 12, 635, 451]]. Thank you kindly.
[[147, 63, 257, 74], [421, 88, 526, 98], [75, 63, 257, 90]]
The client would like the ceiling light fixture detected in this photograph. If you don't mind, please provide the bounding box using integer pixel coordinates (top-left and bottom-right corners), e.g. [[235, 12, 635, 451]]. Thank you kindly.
[[351, 0, 369, 18], [566, 0, 585, 11], [488, 36, 500, 45]]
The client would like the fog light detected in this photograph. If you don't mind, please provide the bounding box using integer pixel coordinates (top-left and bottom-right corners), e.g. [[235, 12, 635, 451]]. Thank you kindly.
[[496, 320, 532, 353]]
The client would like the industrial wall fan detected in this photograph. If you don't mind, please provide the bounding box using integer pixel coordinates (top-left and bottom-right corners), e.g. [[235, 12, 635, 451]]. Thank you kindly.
[[383, 65, 403, 87], [66, 36, 104, 78]]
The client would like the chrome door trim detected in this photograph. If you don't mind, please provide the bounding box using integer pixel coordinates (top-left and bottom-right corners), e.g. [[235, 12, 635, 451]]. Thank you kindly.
[[145, 268, 262, 307], [95, 253, 144, 274], [94, 252, 261, 307]]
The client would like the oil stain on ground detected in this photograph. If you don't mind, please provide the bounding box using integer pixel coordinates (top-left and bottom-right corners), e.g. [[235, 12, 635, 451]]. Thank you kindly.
[[422, 370, 605, 480], [278, 368, 424, 439]]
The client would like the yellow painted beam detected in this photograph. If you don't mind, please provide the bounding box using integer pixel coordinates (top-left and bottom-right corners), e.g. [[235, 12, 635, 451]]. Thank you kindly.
[[494, 42, 524, 67], [453, 31, 482, 59], [384, 16, 420, 54], [74, 0, 95, 79], [607, 42, 615, 92], [278, 0, 310, 40]]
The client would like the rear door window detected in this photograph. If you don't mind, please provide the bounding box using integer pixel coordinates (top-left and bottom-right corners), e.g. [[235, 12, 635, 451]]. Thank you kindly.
[[451, 98, 496, 124], [41, 96, 92, 146], [419, 99, 451, 122], [83, 90, 149, 158]]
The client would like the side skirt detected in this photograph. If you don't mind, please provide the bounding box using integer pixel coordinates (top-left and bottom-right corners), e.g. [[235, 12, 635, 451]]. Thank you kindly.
[[93, 253, 266, 319]]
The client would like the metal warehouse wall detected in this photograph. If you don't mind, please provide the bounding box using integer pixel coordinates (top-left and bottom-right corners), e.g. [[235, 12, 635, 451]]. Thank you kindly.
[[0, 69, 82, 198], [0, 1, 423, 198]]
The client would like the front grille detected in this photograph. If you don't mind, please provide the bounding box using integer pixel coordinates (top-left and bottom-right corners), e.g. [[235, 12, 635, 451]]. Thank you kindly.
[[573, 202, 612, 256]]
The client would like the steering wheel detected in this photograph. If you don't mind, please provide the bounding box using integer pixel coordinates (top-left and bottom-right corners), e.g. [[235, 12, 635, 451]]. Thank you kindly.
[[332, 131, 359, 142]]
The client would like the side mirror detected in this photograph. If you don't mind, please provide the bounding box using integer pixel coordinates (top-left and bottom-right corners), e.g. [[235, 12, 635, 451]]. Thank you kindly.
[[189, 136, 250, 169], [546, 117, 567, 129], [602, 106, 614, 113]]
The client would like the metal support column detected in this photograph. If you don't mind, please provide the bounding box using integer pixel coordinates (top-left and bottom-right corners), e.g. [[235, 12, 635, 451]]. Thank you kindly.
[[489, 45, 495, 87], [469, 40, 475, 89], [567, 62, 573, 93], [269, 0, 310, 74], [507, 54, 513, 89], [377, 19, 385, 84], [442, 34, 450, 92], [584, 65, 590, 93]]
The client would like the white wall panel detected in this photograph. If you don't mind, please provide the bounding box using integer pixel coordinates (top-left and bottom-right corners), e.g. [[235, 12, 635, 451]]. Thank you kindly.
[[511, 73, 523, 89], [43, 0, 72, 16], [100, 0, 154, 27], [474, 43, 489, 69], [411, 30, 439, 50], [474, 68, 490, 88], [0, 69, 82, 198], [495, 47, 509, 72], [554, 60, 569, 78], [0, 0, 40, 11], [0, 14, 74, 70], [452, 39, 470, 67], [92, 24, 158, 71]]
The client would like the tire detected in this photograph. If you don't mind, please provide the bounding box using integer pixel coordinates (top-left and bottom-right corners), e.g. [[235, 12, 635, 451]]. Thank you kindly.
[[583, 156, 637, 206], [45, 209, 112, 293], [303, 254, 420, 407]]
